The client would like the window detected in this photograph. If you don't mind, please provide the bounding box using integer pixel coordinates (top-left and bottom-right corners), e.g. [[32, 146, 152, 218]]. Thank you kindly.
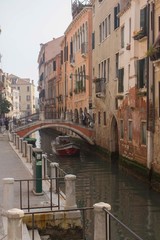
[[27, 86, 30, 92], [107, 58, 110, 82], [104, 112, 106, 125], [141, 121, 146, 145], [115, 53, 119, 78], [105, 18, 107, 38], [64, 45, 68, 62], [26, 95, 30, 101], [92, 32, 95, 49], [108, 14, 111, 35], [121, 26, 125, 48], [27, 104, 30, 110], [128, 120, 133, 141], [61, 50, 63, 64], [120, 119, 124, 139], [98, 112, 101, 125], [140, 6, 147, 35], [137, 58, 147, 88], [99, 24, 102, 43], [114, 3, 120, 29], [53, 60, 56, 71], [129, 18, 131, 43], [118, 68, 124, 93]]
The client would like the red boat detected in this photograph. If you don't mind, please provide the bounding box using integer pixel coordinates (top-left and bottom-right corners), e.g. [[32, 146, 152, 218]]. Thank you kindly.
[[51, 135, 80, 156]]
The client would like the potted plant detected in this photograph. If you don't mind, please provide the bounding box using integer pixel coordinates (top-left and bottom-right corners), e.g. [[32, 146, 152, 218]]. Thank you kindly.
[[146, 45, 160, 61]]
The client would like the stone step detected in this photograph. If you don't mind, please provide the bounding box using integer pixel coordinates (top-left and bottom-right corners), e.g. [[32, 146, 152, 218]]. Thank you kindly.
[[23, 223, 31, 240]]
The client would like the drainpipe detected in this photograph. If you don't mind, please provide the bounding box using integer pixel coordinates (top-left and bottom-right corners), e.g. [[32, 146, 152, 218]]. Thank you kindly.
[[147, 1, 155, 172], [64, 35, 67, 117]]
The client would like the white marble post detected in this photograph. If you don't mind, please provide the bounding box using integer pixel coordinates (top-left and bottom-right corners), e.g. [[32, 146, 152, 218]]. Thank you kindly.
[[50, 162, 59, 193], [16, 135, 19, 149], [2, 178, 14, 211], [93, 202, 111, 240], [22, 141, 27, 157], [19, 138, 23, 153], [27, 144, 32, 163], [13, 133, 16, 146], [64, 174, 77, 209], [7, 208, 24, 240]]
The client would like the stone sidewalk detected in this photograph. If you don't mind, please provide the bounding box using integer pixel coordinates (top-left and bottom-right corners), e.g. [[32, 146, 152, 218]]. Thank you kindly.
[[0, 131, 65, 239]]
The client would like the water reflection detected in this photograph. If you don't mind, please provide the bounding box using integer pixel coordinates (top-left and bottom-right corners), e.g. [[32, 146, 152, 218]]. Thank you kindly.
[[31, 129, 160, 240]]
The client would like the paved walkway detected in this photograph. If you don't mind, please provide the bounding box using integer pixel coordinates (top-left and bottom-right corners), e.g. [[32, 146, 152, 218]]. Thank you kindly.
[[0, 131, 65, 239]]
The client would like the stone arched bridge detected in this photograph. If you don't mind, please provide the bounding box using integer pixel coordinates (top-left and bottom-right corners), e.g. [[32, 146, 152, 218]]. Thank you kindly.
[[14, 120, 95, 145]]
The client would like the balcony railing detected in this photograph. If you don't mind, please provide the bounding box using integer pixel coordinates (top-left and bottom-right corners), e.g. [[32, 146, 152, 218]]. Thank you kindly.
[[70, 54, 75, 65], [94, 78, 106, 94], [81, 42, 88, 55], [133, 28, 147, 41]]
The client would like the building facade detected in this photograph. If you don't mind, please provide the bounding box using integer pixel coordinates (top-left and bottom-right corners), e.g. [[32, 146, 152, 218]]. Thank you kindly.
[[10, 74, 36, 117], [37, 36, 63, 120], [92, 0, 121, 154], [61, 1, 93, 123]]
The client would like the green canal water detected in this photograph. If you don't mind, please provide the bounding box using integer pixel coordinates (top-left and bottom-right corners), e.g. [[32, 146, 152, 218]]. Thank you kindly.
[[33, 129, 160, 240]]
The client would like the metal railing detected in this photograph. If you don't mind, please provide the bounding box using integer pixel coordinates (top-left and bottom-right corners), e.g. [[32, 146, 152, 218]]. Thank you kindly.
[[25, 207, 93, 240], [14, 177, 64, 212], [103, 207, 144, 240]]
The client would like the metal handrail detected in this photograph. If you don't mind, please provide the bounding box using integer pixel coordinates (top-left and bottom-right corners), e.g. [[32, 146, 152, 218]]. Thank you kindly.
[[14, 177, 64, 212], [25, 207, 94, 240], [103, 207, 144, 240]]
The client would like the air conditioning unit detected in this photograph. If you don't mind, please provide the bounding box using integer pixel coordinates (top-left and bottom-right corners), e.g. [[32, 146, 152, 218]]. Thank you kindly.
[[96, 92, 105, 98]]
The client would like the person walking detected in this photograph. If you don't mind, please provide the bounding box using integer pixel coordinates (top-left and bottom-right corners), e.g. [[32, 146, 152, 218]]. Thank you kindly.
[[4, 118, 9, 131]]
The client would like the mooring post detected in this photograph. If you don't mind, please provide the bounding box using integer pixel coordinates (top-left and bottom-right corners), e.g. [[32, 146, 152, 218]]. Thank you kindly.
[[93, 202, 111, 240], [50, 162, 59, 193], [7, 208, 24, 240], [64, 174, 77, 209]]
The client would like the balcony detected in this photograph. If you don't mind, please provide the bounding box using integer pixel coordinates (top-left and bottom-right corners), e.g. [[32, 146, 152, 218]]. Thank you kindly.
[[81, 42, 88, 57], [94, 78, 106, 98], [133, 28, 146, 41], [70, 54, 75, 67]]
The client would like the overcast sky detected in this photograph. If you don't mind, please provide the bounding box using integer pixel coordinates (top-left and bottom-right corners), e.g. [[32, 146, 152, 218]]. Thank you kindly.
[[0, 0, 72, 88]]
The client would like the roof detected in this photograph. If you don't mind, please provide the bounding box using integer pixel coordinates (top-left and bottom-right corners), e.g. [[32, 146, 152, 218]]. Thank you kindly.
[[38, 35, 64, 63]]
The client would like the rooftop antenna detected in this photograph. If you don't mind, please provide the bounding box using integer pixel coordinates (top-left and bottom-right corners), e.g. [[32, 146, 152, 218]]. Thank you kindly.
[[71, 0, 92, 19]]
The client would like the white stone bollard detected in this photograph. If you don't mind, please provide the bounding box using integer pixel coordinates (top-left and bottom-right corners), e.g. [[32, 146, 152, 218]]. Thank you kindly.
[[16, 135, 20, 149], [22, 141, 27, 157], [42, 155, 47, 178], [27, 144, 32, 163], [2, 178, 14, 211], [13, 133, 17, 146], [7, 208, 24, 240], [93, 202, 111, 240], [19, 138, 23, 153], [64, 174, 77, 209], [50, 162, 59, 193]]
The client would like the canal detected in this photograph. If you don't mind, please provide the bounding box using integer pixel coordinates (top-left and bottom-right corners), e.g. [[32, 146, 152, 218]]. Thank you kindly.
[[33, 129, 160, 240]]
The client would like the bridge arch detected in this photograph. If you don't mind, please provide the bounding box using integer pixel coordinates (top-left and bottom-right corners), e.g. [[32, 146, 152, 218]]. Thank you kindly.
[[15, 121, 95, 145]]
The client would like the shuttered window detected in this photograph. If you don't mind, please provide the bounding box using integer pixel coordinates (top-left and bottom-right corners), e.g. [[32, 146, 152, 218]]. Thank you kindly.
[[118, 68, 124, 93], [137, 58, 147, 88]]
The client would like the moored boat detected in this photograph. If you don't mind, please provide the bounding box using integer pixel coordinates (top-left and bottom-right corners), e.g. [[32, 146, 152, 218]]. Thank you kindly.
[[24, 137, 36, 147], [51, 135, 80, 156]]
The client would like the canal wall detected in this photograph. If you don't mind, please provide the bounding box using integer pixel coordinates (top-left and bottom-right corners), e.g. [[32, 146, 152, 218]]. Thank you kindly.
[[90, 142, 160, 193]]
